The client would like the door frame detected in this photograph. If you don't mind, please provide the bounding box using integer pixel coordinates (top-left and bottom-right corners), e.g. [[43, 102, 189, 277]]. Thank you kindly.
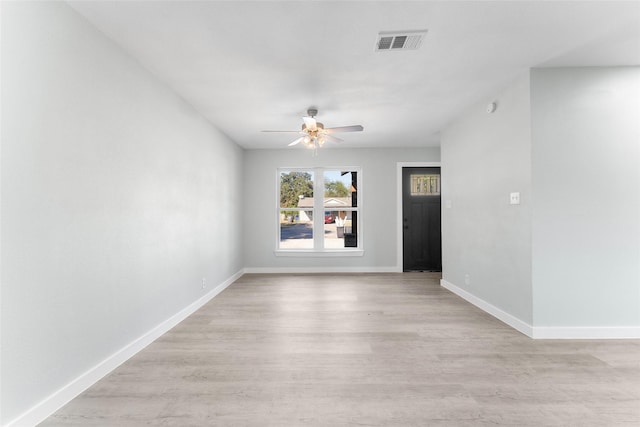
[[396, 162, 441, 272]]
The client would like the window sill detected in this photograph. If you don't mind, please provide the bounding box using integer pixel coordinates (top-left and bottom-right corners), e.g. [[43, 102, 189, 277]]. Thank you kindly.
[[274, 249, 364, 257]]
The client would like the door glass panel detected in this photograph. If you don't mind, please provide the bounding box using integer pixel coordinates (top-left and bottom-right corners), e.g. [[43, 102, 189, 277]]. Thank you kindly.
[[410, 174, 440, 196]]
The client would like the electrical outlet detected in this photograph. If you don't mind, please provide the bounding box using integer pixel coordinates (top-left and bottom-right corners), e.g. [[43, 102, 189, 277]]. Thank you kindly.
[[202, 278, 206, 289], [464, 274, 471, 285]]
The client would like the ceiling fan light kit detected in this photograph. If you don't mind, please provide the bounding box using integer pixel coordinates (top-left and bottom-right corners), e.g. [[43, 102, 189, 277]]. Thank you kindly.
[[262, 107, 363, 150]]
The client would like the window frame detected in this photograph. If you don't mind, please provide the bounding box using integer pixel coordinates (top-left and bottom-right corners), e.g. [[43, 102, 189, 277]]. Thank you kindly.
[[275, 166, 363, 257]]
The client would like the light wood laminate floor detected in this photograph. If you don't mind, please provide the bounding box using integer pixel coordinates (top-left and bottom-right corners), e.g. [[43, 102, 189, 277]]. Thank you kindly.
[[43, 273, 640, 426]]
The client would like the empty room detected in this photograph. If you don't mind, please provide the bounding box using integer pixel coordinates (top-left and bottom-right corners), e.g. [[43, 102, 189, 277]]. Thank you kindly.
[[1, 1, 639, 426]]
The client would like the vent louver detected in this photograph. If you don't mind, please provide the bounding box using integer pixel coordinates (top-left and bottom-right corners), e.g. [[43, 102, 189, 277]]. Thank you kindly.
[[375, 30, 427, 51]]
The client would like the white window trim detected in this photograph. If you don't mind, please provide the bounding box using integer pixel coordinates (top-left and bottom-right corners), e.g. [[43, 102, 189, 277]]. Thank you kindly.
[[275, 166, 363, 256], [274, 249, 364, 257]]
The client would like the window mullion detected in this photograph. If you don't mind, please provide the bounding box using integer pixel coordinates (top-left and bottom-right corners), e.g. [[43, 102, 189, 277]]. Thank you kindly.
[[314, 168, 324, 250]]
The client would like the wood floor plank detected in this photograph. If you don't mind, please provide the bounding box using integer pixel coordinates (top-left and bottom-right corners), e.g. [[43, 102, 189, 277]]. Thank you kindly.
[[42, 273, 640, 426]]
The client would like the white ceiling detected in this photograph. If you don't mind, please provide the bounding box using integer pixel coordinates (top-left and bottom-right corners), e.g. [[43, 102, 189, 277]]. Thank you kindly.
[[68, 1, 640, 150]]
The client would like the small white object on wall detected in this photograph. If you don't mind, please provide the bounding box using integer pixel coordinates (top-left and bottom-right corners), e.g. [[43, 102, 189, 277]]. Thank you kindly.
[[510, 192, 520, 205]]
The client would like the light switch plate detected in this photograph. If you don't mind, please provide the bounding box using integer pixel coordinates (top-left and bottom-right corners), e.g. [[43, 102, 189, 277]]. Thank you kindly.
[[510, 192, 520, 205]]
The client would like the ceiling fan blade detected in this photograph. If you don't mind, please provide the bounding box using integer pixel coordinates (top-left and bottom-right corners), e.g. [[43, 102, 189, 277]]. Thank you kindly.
[[288, 136, 304, 146], [302, 116, 317, 132], [323, 134, 343, 144], [325, 125, 364, 133], [261, 130, 300, 133]]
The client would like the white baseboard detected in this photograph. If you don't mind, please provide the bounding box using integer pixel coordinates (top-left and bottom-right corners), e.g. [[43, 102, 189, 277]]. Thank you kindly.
[[6, 269, 244, 427], [244, 266, 402, 274], [531, 326, 640, 339], [440, 279, 640, 340], [440, 279, 534, 337]]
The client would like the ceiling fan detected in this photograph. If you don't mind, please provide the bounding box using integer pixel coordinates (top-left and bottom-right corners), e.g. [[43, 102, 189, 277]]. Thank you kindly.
[[262, 108, 363, 148]]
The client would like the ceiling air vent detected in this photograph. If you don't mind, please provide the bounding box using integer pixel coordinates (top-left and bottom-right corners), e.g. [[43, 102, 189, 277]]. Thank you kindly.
[[375, 30, 427, 51]]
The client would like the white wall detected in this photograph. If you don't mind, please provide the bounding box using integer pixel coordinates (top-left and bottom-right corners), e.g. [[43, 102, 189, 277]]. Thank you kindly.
[[243, 148, 440, 271], [1, 2, 244, 424], [441, 67, 640, 335], [3, 2, 636, 425], [531, 67, 640, 328], [440, 73, 533, 324]]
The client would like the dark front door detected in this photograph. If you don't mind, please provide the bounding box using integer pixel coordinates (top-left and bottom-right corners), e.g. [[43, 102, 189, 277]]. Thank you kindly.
[[402, 167, 442, 271]]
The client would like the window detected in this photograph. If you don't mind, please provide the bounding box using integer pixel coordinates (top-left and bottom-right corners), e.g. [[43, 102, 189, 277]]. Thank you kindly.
[[277, 168, 362, 255]]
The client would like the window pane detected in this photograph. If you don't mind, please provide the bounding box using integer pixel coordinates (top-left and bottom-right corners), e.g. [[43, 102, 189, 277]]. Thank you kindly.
[[324, 170, 356, 208], [280, 171, 314, 208], [280, 210, 313, 249], [324, 211, 358, 248], [323, 170, 358, 248]]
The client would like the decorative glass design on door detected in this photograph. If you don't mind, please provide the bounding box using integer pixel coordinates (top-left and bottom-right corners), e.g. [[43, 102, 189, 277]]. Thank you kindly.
[[410, 174, 440, 196]]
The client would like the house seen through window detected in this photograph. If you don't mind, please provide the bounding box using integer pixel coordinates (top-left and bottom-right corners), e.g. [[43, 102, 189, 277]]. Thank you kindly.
[[278, 168, 360, 252]]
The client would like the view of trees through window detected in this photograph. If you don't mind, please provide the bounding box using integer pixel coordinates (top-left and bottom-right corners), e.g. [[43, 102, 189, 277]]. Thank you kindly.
[[324, 180, 349, 197], [278, 169, 359, 250], [279, 171, 313, 209]]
